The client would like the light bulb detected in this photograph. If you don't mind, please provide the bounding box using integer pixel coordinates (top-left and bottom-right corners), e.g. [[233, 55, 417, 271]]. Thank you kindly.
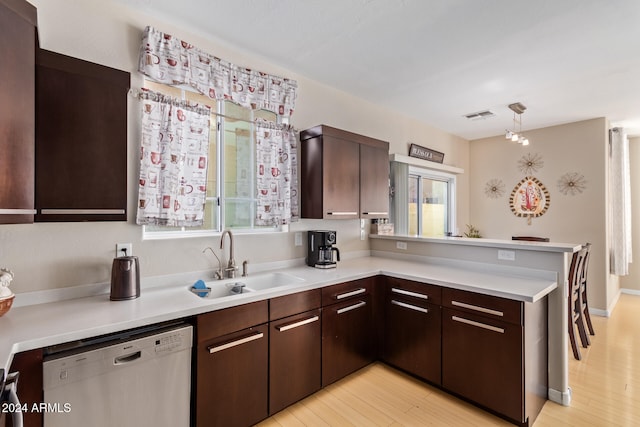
[[521, 138, 529, 146], [511, 133, 519, 142]]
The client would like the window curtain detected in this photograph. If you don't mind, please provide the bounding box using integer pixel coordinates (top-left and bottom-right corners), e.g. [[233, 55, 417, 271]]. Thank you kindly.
[[138, 26, 297, 117], [136, 89, 211, 227], [609, 127, 632, 275], [389, 161, 409, 234], [255, 120, 298, 226]]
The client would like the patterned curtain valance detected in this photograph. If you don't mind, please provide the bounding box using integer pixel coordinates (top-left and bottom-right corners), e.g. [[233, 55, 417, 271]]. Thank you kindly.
[[138, 26, 297, 117]]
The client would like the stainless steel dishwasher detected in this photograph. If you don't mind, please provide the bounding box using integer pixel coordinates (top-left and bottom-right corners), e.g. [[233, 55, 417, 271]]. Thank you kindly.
[[42, 322, 193, 427]]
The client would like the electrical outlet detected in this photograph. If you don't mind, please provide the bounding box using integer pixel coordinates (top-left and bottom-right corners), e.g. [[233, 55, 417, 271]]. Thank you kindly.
[[396, 241, 408, 250], [498, 250, 515, 261], [294, 232, 302, 247], [116, 243, 133, 257]]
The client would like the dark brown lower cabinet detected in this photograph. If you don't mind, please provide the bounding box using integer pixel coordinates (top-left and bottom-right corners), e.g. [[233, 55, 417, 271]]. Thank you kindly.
[[441, 288, 548, 426], [196, 301, 269, 427], [382, 280, 441, 385], [7, 349, 43, 427], [322, 291, 374, 387], [442, 308, 523, 420], [269, 308, 322, 414]]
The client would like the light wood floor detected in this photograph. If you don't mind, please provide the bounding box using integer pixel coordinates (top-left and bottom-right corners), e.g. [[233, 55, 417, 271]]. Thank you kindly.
[[257, 293, 640, 426]]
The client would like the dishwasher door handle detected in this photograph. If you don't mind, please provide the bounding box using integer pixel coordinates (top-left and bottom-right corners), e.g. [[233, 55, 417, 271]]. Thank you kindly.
[[114, 351, 142, 365]]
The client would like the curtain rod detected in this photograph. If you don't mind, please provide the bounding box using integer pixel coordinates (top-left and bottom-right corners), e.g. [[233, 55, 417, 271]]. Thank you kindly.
[[129, 88, 298, 133]]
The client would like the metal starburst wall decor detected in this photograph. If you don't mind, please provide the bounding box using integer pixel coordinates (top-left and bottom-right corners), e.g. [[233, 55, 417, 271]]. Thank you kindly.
[[558, 172, 587, 196], [484, 179, 505, 199], [517, 153, 544, 175]]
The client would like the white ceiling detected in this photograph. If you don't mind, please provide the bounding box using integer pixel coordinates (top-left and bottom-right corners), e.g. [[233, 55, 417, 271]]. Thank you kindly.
[[120, 0, 640, 140]]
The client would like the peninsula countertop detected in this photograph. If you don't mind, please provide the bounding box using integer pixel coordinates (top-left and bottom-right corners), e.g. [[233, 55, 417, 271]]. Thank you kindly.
[[0, 255, 558, 372]]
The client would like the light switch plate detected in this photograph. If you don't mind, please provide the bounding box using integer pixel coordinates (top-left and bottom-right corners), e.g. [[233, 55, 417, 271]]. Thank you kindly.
[[396, 241, 408, 250], [294, 232, 302, 246]]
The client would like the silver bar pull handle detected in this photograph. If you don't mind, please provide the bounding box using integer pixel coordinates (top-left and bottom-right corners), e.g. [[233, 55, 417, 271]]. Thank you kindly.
[[452, 315, 505, 334], [336, 288, 366, 299], [362, 211, 388, 216], [4, 372, 23, 427], [391, 300, 429, 314], [40, 209, 125, 215], [208, 332, 264, 354], [337, 300, 366, 315], [276, 315, 319, 332], [451, 300, 504, 317], [391, 287, 429, 300], [327, 211, 358, 216], [0, 209, 36, 215]]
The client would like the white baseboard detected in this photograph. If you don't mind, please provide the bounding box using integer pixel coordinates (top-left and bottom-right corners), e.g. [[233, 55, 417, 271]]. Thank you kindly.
[[548, 387, 571, 406]]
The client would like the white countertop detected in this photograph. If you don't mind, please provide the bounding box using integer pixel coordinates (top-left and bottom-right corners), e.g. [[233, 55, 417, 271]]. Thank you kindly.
[[0, 255, 557, 372], [371, 234, 581, 253]]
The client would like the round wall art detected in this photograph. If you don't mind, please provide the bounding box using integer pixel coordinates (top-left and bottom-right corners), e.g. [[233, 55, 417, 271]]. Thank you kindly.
[[509, 176, 550, 224]]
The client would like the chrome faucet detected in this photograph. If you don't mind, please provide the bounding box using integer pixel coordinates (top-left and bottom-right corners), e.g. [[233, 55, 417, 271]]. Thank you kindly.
[[220, 230, 237, 278]]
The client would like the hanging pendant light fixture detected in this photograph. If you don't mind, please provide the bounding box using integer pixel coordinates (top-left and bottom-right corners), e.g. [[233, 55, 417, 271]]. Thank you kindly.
[[504, 102, 529, 146]]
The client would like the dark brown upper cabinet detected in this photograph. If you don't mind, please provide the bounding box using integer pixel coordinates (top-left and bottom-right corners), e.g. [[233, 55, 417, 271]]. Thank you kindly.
[[35, 49, 130, 222], [0, 0, 37, 224], [300, 125, 389, 219]]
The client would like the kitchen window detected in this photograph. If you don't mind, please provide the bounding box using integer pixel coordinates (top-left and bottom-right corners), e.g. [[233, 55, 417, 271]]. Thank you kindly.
[[391, 160, 457, 237], [142, 81, 282, 239]]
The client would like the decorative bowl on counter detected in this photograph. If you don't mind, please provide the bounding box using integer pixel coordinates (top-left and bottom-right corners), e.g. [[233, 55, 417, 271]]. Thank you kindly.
[[0, 294, 14, 317]]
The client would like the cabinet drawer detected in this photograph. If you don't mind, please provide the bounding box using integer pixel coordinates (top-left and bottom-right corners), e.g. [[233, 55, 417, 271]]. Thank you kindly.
[[270, 289, 321, 321], [322, 277, 372, 306], [443, 288, 523, 325], [387, 277, 442, 305], [197, 300, 268, 342]]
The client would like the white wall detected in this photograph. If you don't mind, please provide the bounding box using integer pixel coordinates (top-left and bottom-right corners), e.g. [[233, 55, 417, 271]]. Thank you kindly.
[[2, 0, 469, 294], [469, 118, 616, 312]]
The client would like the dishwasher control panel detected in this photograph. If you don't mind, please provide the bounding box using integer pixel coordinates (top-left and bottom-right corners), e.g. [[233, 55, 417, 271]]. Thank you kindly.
[[154, 330, 187, 355]]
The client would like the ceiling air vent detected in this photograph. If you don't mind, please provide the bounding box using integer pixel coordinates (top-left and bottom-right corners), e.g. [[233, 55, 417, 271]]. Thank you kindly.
[[464, 110, 496, 121]]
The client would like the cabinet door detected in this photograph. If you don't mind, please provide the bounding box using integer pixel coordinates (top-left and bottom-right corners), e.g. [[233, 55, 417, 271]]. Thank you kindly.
[[322, 136, 360, 219], [360, 143, 389, 218], [0, 0, 36, 224], [196, 324, 269, 427], [442, 308, 524, 422], [383, 293, 441, 384], [35, 49, 130, 222], [269, 308, 321, 414], [322, 295, 374, 387]]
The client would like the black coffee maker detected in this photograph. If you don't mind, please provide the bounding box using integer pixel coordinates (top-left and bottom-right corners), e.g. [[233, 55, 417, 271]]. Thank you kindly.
[[307, 230, 340, 269]]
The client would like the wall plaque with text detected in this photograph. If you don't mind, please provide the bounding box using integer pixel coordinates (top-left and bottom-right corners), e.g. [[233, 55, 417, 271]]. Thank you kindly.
[[408, 143, 444, 163]]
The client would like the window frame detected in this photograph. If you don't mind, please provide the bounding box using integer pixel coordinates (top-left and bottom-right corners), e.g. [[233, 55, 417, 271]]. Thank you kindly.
[[407, 166, 457, 237]]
